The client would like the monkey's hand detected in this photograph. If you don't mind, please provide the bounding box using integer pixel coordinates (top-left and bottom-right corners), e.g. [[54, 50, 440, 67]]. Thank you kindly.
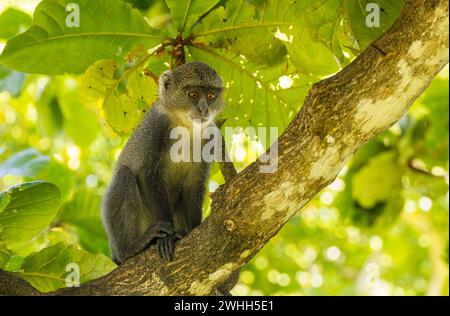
[[156, 233, 178, 261]]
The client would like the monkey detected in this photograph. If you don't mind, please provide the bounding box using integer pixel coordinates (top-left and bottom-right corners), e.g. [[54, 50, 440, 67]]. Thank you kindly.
[[101, 61, 237, 294]]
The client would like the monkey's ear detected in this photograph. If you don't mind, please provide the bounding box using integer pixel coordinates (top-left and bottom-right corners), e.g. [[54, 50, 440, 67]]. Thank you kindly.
[[159, 70, 172, 93]]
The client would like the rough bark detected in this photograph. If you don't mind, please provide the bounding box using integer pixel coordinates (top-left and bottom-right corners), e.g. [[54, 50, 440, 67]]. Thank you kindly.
[[0, 0, 448, 296]]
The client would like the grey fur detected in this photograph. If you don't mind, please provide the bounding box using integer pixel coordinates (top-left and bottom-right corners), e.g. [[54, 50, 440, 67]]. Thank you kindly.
[[102, 62, 224, 264], [102, 61, 237, 294]]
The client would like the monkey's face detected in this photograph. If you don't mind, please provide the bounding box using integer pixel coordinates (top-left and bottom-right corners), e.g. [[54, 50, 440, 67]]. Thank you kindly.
[[182, 85, 223, 123], [158, 62, 224, 126]]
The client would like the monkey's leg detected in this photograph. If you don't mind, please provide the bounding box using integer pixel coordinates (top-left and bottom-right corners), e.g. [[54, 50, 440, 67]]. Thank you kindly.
[[102, 165, 144, 263], [104, 165, 177, 263]]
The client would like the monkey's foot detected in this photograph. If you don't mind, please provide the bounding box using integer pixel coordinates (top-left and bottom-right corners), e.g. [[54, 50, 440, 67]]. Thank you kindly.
[[156, 234, 178, 261]]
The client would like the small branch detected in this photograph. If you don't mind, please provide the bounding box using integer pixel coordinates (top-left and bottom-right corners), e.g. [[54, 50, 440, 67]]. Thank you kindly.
[[408, 158, 449, 181], [170, 34, 187, 68]]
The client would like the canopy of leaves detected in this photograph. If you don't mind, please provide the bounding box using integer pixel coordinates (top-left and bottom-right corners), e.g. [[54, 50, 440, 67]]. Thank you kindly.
[[0, 0, 447, 295]]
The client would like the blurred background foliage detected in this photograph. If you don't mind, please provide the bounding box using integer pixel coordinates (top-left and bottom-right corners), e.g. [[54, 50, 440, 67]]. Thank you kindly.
[[0, 0, 448, 295]]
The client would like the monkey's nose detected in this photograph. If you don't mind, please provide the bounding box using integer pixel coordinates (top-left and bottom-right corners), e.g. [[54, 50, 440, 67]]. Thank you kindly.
[[197, 100, 208, 115]]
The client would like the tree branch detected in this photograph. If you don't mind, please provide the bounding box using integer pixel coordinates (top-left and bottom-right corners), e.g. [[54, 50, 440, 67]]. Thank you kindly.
[[0, 270, 43, 296], [0, 0, 448, 296]]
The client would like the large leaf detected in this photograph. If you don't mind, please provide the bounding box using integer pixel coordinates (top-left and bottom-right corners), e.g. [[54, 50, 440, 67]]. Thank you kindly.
[[286, 19, 341, 76], [80, 59, 158, 134], [192, 0, 295, 39], [189, 46, 315, 140], [342, 0, 405, 50], [0, 0, 163, 75], [0, 181, 62, 243], [0, 8, 32, 40], [192, 0, 349, 70], [352, 151, 403, 208], [295, 0, 349, 64], [165, 0, 221, 32], [192, 0, 292, 66], [16, 242, 116, 292]]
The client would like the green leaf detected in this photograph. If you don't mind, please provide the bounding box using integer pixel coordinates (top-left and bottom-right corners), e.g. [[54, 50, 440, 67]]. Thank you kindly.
[[0, 8, 32, 39], [416, 78, 449, 166], [80, 59, 157, 134], [0, 181, 61, 243], [16, 242, 116, 292], [35, 80, 64, 137], [0, 64, 26, 97], [3, 255, 25, 272], [143, 49, 171, 76], [0, 248, 13, 269], [192, 0, 347, 69], [352, 151, 403, 208], [166, 0, 221, 32], [0, 0, 163, 75], [189, 46, 315, 140], [192, 0, 295, 38], [343, 0, 405, 51], [79, 59, 118, 118], [192, 0, 290, 66], [295, 0, 350, 64], [286, 20, 341, 76], [59, 189, 110, 255], [52, 78, 101, 148], [0, 148, 50, 179]]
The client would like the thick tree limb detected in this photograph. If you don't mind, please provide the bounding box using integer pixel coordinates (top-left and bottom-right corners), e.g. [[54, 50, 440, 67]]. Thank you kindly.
[[0, 0, 448, 296]]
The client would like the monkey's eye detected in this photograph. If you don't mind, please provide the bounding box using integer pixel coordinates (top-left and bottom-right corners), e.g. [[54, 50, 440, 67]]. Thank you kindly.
[[207, 92, 216, 99], [188, 91, 200, 98]]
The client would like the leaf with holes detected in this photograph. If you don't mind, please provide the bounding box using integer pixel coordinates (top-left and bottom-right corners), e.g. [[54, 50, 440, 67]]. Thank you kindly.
[[80, 59, 157, 134], [189, 46, 316, 143]]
